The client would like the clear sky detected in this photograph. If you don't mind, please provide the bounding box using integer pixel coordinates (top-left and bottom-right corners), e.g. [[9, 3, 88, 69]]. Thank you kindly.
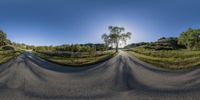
[[0, 0, 200, 46]]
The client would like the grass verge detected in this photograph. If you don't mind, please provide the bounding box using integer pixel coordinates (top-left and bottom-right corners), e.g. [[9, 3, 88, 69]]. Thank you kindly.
[[35, 51, 118, 67], [127, 47, 200, 70], [0, 51, 22, 64]]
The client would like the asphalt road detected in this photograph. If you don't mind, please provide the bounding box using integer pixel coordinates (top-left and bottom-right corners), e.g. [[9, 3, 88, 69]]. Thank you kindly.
[[0, 51, 200, 100]]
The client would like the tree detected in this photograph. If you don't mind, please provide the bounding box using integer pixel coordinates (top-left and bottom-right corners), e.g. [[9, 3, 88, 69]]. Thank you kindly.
[[102, 26, 132, 52], [178, 28, 200, 50], [89, 45, 96, 56], [101, 34, 110, 50], [157, 37, 179, 49], [73, 44, 81, 52], [80, 46, 91, 52], [0, 30, 8, 47]]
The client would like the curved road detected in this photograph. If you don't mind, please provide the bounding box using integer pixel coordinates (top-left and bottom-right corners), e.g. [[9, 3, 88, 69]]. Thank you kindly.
[[0, 51, 200, 100]]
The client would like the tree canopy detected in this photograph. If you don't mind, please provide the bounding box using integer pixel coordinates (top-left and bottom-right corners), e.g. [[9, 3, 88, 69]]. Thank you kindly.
[[178, 28, 200, 50], [0, 30, 8, 47], [102, 26, 132, 52]]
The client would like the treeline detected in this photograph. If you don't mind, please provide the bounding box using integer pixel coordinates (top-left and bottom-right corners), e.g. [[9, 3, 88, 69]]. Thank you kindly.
[[0, 30, 28, 50], [2, 27, 200, 51], [11, 43, 109, 52], [125, 28, 200, 50], [34, 43, 109, 52], [125, 37, 183, 50], [0, 29, 110, 52], [34, 44, 111, 58], [0, 30, 13, 50], [0, 30, 11, 46]]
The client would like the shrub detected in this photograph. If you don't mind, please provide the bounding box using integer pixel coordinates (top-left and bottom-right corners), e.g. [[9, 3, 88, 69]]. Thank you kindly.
[[1, 45, 15, 51]]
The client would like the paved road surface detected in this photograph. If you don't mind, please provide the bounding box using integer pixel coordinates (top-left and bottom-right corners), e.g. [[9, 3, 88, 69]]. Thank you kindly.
[[0, 51, 200, 100]]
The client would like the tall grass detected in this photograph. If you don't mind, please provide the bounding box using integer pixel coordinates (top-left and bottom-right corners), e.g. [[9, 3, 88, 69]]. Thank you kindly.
[[0, 50, 21, 64], [128, 47, 200, 69], [35, 50, 116, 66]]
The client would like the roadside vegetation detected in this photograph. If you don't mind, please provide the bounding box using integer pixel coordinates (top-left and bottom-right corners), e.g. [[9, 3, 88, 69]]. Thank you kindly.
[[0, 28, 118, 66], [128, 47, 200, 69], [126, 28, 200, 70], [34, 44, 116, 66], [0, 25, 132, 66], [0, 50, 21, 64], [33, 26, 131, 66], [35, 50, 116, 66], [0, 30, 22, 64]]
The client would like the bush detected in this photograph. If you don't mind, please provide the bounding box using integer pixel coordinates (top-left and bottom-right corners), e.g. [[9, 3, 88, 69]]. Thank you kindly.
[[1, 45, 15, 51], [154, 46, 174, 50], [142, 45, 174, 50]]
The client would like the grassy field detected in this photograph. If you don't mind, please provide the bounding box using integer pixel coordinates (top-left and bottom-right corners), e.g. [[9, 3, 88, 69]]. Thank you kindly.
[[127, 47, 200, 69], [35, 51, 117, 66], [0, 50, 22, 64]]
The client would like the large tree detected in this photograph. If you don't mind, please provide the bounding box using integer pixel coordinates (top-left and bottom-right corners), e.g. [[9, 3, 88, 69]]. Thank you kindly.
[[178, 28, 200, 50], [157, 37, 179, 49], [102, 26, 132, 52], [0, 30, 8, 47]]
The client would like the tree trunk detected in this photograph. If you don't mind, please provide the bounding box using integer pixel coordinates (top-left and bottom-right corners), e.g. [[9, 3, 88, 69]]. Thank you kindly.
[[116, 42, 119, 52]]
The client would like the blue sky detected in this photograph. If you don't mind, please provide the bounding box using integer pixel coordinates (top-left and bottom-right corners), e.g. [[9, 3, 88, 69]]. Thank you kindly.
[[0, 0, 200, 46]]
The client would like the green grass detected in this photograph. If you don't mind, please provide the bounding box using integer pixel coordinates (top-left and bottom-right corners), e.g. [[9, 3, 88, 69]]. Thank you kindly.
[[127, 47, 200, 70], [0, 50, 22, 64], [35, 51, 117, 66]]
